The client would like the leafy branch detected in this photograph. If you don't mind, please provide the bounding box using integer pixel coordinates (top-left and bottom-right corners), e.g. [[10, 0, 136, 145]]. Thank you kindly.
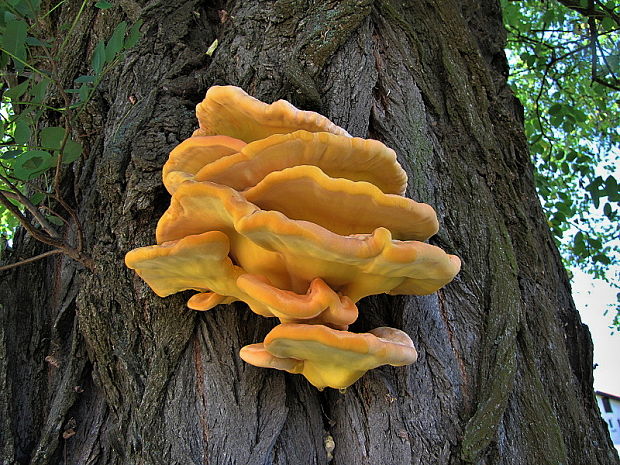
[[0, 0, 142, 271], [502, 0, 619, 306]]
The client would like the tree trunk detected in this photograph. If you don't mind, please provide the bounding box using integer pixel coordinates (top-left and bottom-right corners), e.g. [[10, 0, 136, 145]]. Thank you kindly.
[[1, 1, 617, 464]]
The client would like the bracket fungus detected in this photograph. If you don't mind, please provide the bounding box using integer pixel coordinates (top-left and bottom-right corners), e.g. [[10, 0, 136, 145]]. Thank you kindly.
[[125, 85, 461, 390]]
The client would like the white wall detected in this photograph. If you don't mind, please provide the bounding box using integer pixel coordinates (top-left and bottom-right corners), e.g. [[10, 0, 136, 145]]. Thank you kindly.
[[596, 393, 620, 448]]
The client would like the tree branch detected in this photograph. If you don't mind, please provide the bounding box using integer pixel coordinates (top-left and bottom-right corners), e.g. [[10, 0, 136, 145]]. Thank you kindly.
[[556, 0, 614, 22], [0, 249, 63, 272], [0, 174, 61, 239], [0, 190, 65, 249]]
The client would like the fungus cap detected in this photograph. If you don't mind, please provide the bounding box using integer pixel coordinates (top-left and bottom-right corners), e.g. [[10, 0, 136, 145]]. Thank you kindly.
[[124, 231, 274, 317], [237, 275, 358, 328], [240, 324, 418, 389], [239, 344, 304, 373], [244, 165, 437, 240], [194, 130, 407, 195], [156, 180, 460, 300], [124, 231, 235, 297], [237, 212, 462, 301], [187, 292, 237, 311], [194, 85, 350, 142], [163, 135, 246, 193], [155, 180, 297, 292]]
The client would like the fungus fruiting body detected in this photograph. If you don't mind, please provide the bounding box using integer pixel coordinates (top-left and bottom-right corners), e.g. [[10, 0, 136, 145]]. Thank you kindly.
[[125, 85, 461, 390], [240, 324, 418, 390]]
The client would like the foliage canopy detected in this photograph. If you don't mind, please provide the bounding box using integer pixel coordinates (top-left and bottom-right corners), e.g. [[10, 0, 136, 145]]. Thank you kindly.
[[0, 0, 140, 269], [502, 0, 619, 319]]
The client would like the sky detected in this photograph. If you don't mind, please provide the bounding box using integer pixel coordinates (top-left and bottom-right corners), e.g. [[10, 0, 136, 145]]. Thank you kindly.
[[572, 266, 619, 395]]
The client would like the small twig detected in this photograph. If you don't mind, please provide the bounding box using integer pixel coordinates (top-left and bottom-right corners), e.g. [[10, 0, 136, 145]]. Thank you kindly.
[[547, 44, 590, 67], [37, 44, 88, 252], [0, 191, 93, 270], [0, 249, 63, 272], [52, 194, 84, 252], [0, 174, 61, 238], [33, 0, 67, 25], [53, 130, 70, 193], [40, 45, 75, 200], [0, 191, 63, 247], [593, 77, 620, 91], [8, 101, 76, 112], [0, 47, 55, 83], [39, 205, 68, 225], [58, 0, 90, 55], [593, 0, 620, 25]]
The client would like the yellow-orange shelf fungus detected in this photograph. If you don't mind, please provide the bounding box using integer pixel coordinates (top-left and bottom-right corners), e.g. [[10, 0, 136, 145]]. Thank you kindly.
[[237, 275, 358, 329], [124, 85, 461, 390], [125, 231, 235, 297], [238, 344, 304, 374], [240, 324, 418, 390], [154, 180, 298, 292], [194, 85, 350, 142], [155, 179, 460, 299], [194, 130, 407, 195], [187, 292, 237, 311], [124, 231, 273, 317], [236, 214, 462, 302], [163, 135, 246, 193], [243, 165, 436, 240]]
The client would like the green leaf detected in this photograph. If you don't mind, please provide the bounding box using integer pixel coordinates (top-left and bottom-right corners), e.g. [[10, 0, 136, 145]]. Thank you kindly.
[[2, 19, 28, 71], [25, 36, 47, 47], [574, 232, 586, 256], [30, 192, 45, 205], [550, 114, 564, 128], [45, 214, 64, 226], [74, 75, 96, 83], [12, 0, 41, 18], [105, 21, 127, 62], [3, 78, 30, 100], [601, 16, 615, 32], [561, 120, 574, 133], [593, 254, 612, 265], [541, 10, 555, 24], [124, 20, 143, 49], [588, 237, 603, 249], [571, 108, 587, 123], [548, 103, 563, 116], [40, 126, 66, 150], [95, 0, 114, 9], [13, 119, 31, 145], [12, 150, 52, 180], [30, 79, 48, 103], [603, 176, 619, 200], [520, 53, 536, 67], [0, 149, 21, 160], [91, 40, 106, 74], [78, 84, 90, 102], [61, 139, 82, 163]]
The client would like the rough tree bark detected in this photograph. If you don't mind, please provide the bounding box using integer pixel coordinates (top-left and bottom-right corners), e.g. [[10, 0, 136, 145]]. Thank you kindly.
[[1, 1, 618, 464]]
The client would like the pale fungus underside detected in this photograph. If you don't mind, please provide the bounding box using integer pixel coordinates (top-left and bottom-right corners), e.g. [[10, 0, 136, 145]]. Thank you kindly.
[[125, 85, 461, 390]]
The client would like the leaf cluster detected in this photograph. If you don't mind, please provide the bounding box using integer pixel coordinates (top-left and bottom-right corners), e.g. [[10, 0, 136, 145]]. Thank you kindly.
[[0, 0, 141, 269], [503, 0, 619, 319]]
